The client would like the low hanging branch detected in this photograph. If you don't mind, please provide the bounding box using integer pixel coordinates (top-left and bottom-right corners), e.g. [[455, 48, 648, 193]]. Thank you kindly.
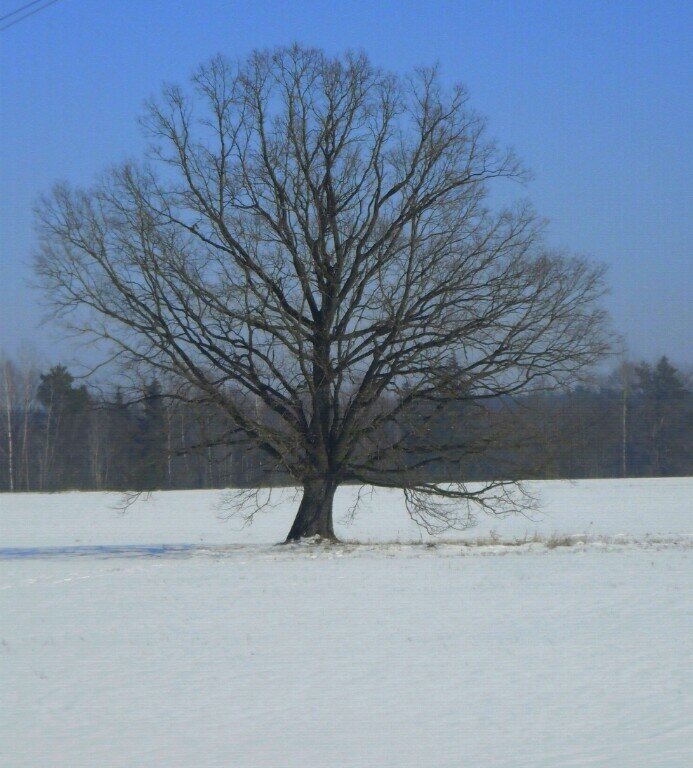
[[35, 45, 611, 541]]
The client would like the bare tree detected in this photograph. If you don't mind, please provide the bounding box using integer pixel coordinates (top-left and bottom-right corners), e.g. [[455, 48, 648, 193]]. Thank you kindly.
[[0, 352, 41, 492], [35, 46, 610, 540], [1, 356, 16, 492], [18, 357, 39, 490]]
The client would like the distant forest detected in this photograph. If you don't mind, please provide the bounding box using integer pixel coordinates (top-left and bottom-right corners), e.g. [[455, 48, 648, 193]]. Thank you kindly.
[[0, 355, 691, 493]]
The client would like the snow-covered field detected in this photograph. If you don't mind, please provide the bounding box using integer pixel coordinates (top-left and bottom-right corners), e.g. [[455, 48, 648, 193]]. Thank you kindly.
[[1, 479, 691, 767]]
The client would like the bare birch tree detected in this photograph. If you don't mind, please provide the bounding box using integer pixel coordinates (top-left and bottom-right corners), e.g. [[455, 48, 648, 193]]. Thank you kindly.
[[35, 46, 610, 540], [0, 353, 40, 492], [1, 356, 16, 492]]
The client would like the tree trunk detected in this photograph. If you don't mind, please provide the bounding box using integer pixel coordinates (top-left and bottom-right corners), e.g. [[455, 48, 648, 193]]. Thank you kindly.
[[285, 479, 338, 542], [3, 364, 14, 492]]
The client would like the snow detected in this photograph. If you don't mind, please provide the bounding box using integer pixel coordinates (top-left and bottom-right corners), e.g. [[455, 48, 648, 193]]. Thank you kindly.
[[1, 479, 692, 767], [2, 477, 692, 548]]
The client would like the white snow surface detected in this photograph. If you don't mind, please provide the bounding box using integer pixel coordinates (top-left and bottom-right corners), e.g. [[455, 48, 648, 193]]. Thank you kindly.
[[1, 478, 692, 767], [2, 477, 692, 547]]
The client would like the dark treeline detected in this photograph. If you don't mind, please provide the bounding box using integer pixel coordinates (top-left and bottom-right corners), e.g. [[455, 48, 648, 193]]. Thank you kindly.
[[0, 355, 690, 493]]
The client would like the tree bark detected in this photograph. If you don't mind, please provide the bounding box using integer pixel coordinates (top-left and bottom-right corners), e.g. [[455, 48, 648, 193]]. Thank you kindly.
[[285, 479, 338, 542], [2, 364, 14, 492]]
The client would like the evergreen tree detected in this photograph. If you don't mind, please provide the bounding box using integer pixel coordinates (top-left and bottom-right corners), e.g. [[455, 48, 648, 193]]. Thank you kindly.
[[132, 380, 168, 489], [631, 357, 692, 475], [36, 365, 91, 489], [37, 365, 89, 414]]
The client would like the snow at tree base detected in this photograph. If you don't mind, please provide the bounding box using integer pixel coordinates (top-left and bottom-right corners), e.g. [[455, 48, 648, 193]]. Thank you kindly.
[[1, 478, 691, 767]]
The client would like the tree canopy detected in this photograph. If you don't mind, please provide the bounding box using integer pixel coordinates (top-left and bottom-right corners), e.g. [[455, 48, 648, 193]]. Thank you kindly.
[[35, 45, 610, 540]]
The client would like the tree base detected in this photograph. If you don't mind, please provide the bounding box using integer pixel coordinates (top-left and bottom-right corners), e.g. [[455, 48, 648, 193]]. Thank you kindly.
[[282, 534, 339, 546], [285, 479, 338, 542]]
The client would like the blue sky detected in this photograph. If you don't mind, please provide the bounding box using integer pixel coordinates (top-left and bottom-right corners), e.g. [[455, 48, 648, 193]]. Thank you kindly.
[[1, 0, 691, 365]]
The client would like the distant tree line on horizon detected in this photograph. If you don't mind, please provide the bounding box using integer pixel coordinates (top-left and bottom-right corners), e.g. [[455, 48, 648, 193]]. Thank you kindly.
[[0, 354, 690, 493]]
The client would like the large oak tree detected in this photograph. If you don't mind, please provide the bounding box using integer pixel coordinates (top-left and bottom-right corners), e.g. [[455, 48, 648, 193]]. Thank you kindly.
[[35, 46, 610, 540]]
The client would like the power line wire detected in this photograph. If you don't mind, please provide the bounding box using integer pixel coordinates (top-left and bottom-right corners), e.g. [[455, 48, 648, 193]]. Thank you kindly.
[[0, 0, 44, 22], [0, 0, 62, 32]]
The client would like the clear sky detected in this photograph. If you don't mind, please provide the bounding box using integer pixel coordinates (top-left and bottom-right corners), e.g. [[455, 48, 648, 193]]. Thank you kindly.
[[1, 0, 691, 366]]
